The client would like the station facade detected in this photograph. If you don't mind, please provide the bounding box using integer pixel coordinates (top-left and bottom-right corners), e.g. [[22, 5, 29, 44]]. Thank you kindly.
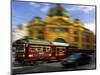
[[21, 4, 95, 50]]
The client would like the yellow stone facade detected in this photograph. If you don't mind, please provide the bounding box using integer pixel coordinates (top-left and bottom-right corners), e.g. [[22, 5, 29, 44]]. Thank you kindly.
[[26, 5, 95, 50]]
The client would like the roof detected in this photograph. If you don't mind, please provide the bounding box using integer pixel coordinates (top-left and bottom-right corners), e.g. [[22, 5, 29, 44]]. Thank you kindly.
[[52, 42, 70, 46], [28, 40, 69, 46], [28, 40, 51, 45], [48, 4, 69, 17]]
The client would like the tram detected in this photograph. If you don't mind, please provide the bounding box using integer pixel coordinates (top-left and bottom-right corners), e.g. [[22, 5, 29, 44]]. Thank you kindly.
[[13, 38, 69, 65]]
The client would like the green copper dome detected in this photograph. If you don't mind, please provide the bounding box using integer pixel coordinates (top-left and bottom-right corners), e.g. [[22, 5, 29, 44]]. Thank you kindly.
[[48, 4, 69, 17]]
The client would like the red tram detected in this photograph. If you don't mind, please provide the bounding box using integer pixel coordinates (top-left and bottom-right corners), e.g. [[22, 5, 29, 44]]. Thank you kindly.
[[13, 39, 69, 65]]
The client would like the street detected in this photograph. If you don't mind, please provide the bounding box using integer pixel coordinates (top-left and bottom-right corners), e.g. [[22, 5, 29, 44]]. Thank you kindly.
[[12, 54, 96, 75]]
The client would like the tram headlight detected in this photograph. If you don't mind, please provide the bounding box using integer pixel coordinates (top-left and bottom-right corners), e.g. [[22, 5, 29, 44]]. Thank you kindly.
[[48, 54, 52, 56], [28, 54, 33, 57]]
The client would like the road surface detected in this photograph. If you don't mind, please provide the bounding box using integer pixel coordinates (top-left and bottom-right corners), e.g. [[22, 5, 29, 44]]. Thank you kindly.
[[12, 57, 96, 75], [11, 52, 96, 75]]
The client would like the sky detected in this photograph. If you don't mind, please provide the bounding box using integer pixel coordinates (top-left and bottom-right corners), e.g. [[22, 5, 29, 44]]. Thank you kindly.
[[12, 1, 96, 33]]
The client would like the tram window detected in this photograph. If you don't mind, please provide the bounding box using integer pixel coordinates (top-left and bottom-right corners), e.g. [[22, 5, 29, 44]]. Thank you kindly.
[[32, 48, 36, 52], [48, 50, 51, 53], [38, 48, 40, 50], [47, 48, 49, 49], [16, 50, 24, 52], [56, 48, 59, 54], [56, 47, 65, 53], [30, 46, 40, 52], [43, 49, 46, 52], [37, 48, 42, 52], [43, 47, 51, 52], [56, 48, 59, 50], [38, 48, 41, 51], [46, 48, 49, 50], [61, 48, 65, 52], [46, 48, 50, 52], [62, 48, 65, 50], [48, 48, 51, 52], [61, 48, 65, 51], [36, 48, 39, 52], [16, 46, 24, 50], [43, 48, 46, 52], [43, 48, 46, 50], [35, 48, 38, 52]]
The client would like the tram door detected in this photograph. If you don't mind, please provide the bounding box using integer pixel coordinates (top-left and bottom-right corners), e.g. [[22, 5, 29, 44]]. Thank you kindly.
[[56, 47, 66, 60], [15, 44, 26, 61], [50, 46, 57, 61], [52, 46, 56, 56]]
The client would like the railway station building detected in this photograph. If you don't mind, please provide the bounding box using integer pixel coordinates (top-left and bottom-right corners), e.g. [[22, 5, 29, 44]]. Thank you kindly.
[[20, 4, 95, 51]]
